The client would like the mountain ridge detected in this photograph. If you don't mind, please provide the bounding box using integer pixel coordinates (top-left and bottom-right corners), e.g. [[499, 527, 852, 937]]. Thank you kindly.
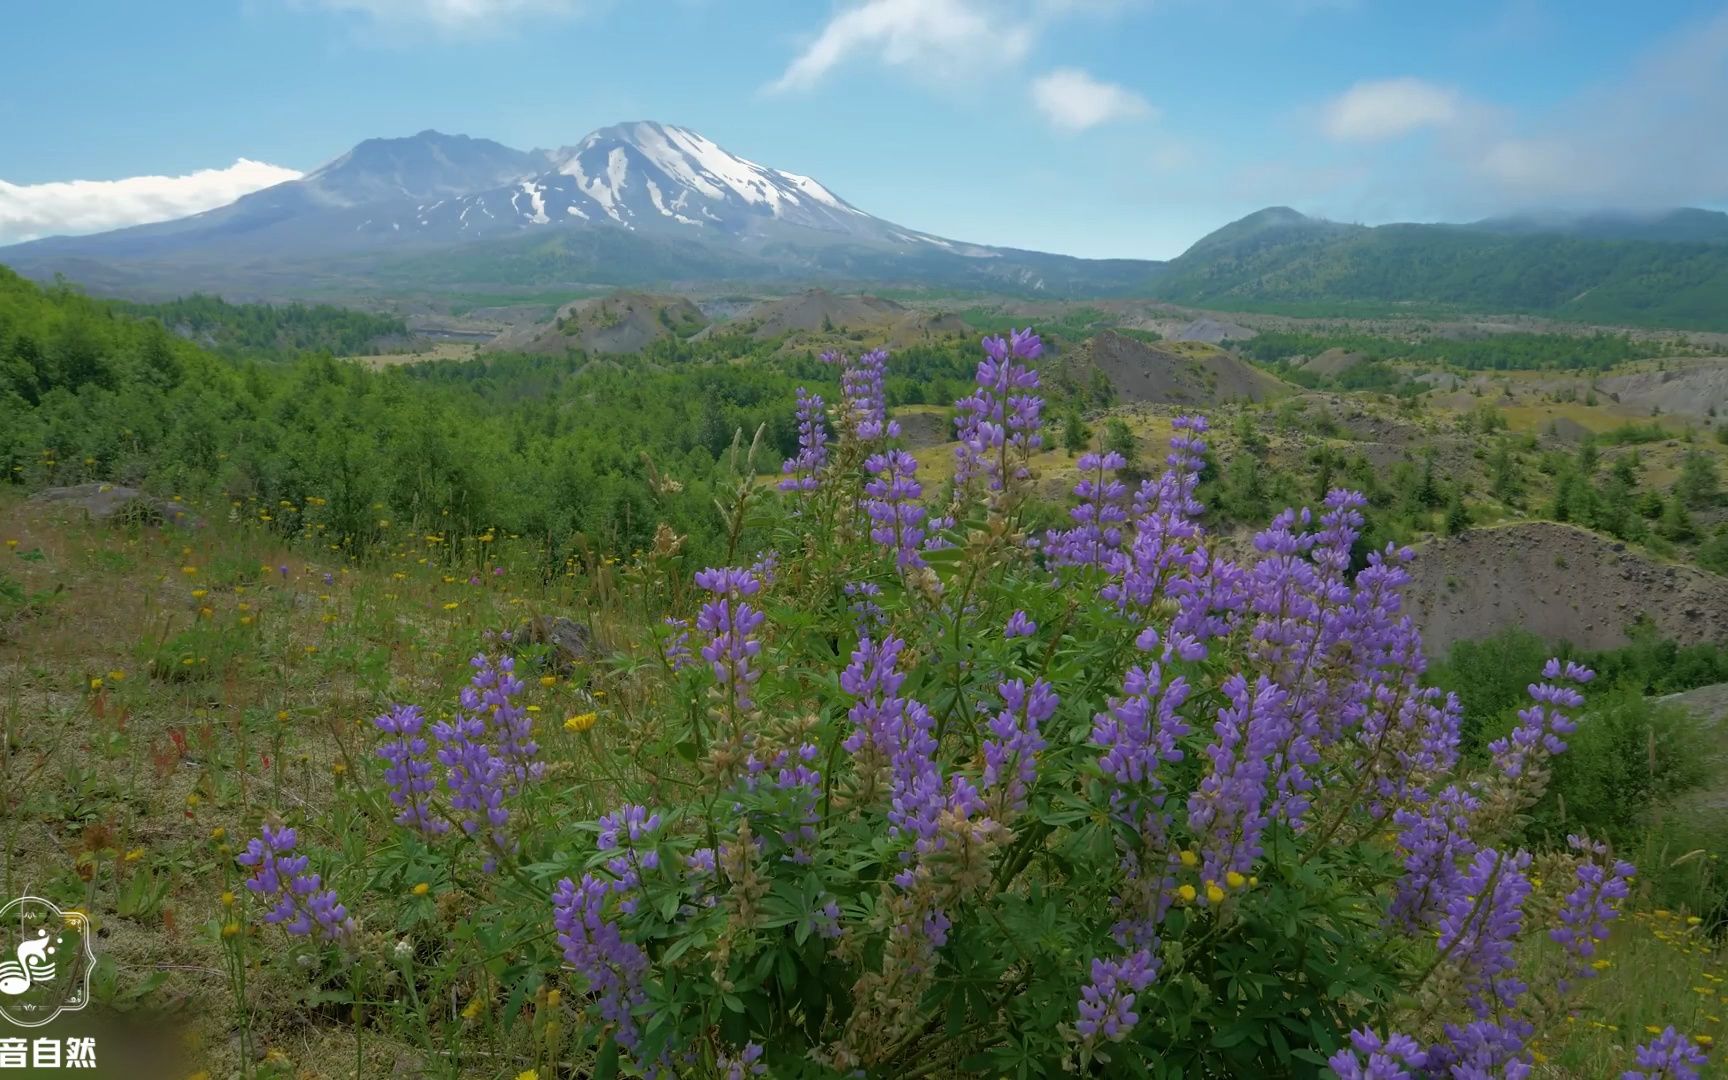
[[6, 126, 1728, 321]]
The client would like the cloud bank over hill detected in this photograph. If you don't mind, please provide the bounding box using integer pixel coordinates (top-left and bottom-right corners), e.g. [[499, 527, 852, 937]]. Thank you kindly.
[[0, 159, 302, 245]]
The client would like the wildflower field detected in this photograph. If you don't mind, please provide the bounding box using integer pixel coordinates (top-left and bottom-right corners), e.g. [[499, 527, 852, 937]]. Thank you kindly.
[[3, 327, 1727, 1080]]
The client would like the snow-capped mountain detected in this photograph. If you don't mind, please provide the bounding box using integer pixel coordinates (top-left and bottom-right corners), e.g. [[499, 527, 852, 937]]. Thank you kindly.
[[0, 123, 1157, 297], [367, 122, 981, 253]]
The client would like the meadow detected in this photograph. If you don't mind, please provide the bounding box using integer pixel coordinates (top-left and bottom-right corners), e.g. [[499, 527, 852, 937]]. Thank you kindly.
[[3, 315, 1728, 1079]]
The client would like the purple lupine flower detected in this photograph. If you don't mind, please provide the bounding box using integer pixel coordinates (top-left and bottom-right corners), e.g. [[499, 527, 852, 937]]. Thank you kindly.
[[1074, 947, 1159, 1049], [824, 348, 899, 442], [1426, 1018, 1535, 1080], [431, 708, 512, 870], [597, 804, 662, 852], [863, 449, 927, 570], [923, 512, 957, 553], [779, 387, 830, 493], [953, 329, 1044, 494], [718, 1042, 768, 1079], [1390, 784, 1480, 931], [596, 803, 663, 914], [552, 873, 650, 1055], [807, 897, 843, 940], [1004, 610, 1036, 639], [1436, 848, 1533, 1016], [1094, 661, 1191, 788], [695, 566, 767, 712], [236, 824, 355, 945], [662, 615, 693, 671], [840, 635, 910, 764], [844, 581, 887, 634], [1550, 836, 1635, 988], [1185, 674, 1291, 894], [374, 703, 447, 837], [1139, 413, 1208, 522], [1625, 1026, 1709, 1079], [1490, 659, 1592, 781], [1045, 451, 1129, 567], [461, 654, 541, 790], [749, 550, 779, 589], [1328, 1029, 1429, 1080], [762, 741, 822, 864], [981, 678, 1054, 815]]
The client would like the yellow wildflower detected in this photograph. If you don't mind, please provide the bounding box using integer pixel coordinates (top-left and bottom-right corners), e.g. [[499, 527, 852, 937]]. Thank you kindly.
[[1205, 882, 1225, 905], [412, 882, 431, 896], [123, 848, 144, 863], [1225, 871, 1247, 890], [565, 712, 598, 733], [1179, 850, 1198, 868], [1176, 884, 1197, 904]]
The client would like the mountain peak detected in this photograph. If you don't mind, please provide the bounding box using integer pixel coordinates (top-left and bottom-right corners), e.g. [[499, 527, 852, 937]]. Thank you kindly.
[[531, 120, 868, 234], [1181, 205, 1343, 258], [303, 131, 540, 208]]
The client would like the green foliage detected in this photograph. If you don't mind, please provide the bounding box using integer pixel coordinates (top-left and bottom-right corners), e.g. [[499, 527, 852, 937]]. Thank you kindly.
[[1233, 329, 1662, 372], [1153, 221, 1728, 330], [1675, 450, 1721, 508], [111, 293, 408, 358]]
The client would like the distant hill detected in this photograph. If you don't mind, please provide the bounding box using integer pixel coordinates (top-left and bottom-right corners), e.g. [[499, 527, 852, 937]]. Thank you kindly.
[[738, 289, 906, 337], [484, 290, 708, 355], [1149, 207, 1728, 329], [1074, 332, 1291, 406]]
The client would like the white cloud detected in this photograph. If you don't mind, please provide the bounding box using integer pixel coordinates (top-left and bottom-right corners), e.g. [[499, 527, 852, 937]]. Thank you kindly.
[[1319, 77, 1463, 142], [0, 159, 301, 245], [768, 0, 1033, 93], [1030, 68, 1154, 132], [1460, 10, 1728, 207], [304, 0, 588, 32]]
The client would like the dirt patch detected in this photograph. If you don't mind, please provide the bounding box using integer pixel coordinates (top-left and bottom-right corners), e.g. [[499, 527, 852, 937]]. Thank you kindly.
[[1080, 332, 1291, 406], [891, 407, 952, 449], [1170, 316, 1256, 344], [1404, 521, 1728, 654], [1598, 358, 1728, 421]]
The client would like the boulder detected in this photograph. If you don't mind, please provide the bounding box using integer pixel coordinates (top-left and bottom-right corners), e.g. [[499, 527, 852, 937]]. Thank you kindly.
[[27, 484, 202, 528], [513, 615, 598, 675]]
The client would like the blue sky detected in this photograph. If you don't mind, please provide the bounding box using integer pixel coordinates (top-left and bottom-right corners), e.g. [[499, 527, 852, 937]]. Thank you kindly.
[[2, 0, 1726, 257]]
